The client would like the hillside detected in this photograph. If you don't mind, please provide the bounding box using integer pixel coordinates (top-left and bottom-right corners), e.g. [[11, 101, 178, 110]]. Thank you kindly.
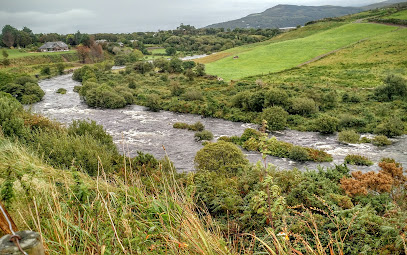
[[202, 22, 397, 81], [363, 0, 407, 10], [206, 4, 362, 29]]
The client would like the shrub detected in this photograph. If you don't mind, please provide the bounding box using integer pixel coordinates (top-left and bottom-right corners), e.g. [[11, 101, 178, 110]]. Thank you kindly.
[[374, 74, 407, 101], [374, 117, 404, 137], [85, 85, 127, 109], [261, 106, 288, 131], [241, 128, 262, 143], [289, 146, 309, 161], [67, 119, 117, 153], [264, 88, 288, 107], [315, 114, 339, 134], [194, 130, 213, 141], [145, 94, 161, 112], [40, 66, 51, 75], [183, 89, 203, 101], [372, 135, 392, 146], [338, 130, 360, 144], [189, 121, 205, 131], [289, 97, 318, 116], [56, 63, 65, 74], [339, 114, 367, 129], [344, 154, 373, 166], [173, 122, 189, 129], [56, 88, 67, 94], [194, 141, 249, 172]]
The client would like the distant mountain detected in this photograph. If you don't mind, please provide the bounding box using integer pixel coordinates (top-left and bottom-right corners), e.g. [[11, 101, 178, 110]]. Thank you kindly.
[[363, 0, 407, 10], [206, 5, 363, 29]]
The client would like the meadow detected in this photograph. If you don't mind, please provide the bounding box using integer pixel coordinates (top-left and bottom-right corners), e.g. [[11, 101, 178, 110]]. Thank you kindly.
[[203, 23, 396, 81], [383, 9, 407, 20], [0, 48, 76, 59]]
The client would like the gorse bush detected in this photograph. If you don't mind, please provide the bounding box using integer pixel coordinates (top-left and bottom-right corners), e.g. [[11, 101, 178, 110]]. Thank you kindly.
[[194, 141, 248, 172], [338, 130, 360, 144], [194, 130, 213, 141], [289, 97, 318, 116], [344, 154, 373, 166], [374, 74, 407, 101], [0, 75, 44, 104], [374, 117, 404, 137], [261, 106, 288, 131], [314, 114, 339, 134], [372, 135, 392, 146]]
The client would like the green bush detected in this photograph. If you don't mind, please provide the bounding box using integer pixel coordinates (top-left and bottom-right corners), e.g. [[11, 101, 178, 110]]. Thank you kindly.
[[339, 114, 367, 129], [261, 106, 288, 131], [241, 128, 262, 143], [194, 141, 249, 172], [173, 122, 189, 129], [146, 94, 161, 112], [315, 114, 339, 134], [289, 97, 318, 116], [56, 63, 65, 75], [85, 85, 127, 109], [40, 66, 51, 75], [372, 135, 392, 146], [264, 88, 289, 107], [0, 76, 44, 104], [344, 154, 373, 166], [289, 146, 309, 161], [189, 121, 205, 131], [374, 74, 407, 101], [338, 130, 360, 144], [374, 117, 404, 137], [183, 89, 203, 101], [194, 130, 213, 141]]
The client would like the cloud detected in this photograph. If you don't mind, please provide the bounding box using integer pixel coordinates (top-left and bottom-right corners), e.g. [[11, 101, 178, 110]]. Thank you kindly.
[[0, 9, 96, 33]]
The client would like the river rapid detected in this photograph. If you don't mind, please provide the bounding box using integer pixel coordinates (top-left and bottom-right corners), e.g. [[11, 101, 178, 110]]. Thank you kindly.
[[29, 74, 407, 172]]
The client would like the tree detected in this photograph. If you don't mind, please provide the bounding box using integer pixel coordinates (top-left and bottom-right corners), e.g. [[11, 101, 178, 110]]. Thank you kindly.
[[16, 31, 32, 47], [194, 141, 249, 172], [77, 45, 90, 63], [2, 25, 17, 47], [90, 43, 104, 62], [165, 47, 176, 56], [66, 34, 75, 45]]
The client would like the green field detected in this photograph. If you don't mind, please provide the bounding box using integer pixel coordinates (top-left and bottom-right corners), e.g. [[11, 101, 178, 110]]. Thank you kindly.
[[0, 48, 76, 59], [252, 27, 407, 88], [383, 9, 407, 20], [205, 23, 396, 81]]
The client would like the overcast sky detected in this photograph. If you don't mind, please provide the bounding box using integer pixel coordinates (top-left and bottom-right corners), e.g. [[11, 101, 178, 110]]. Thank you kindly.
[[0, 0, 385, 34]]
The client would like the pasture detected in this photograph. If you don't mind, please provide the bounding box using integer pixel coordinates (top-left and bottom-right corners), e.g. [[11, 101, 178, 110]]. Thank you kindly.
[[204, 23, 396, 81], [1, 48, 76, 59]]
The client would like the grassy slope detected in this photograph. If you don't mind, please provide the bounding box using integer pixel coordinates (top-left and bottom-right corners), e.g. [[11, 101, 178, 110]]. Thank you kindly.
[[0, 49, 76, 59], [252, 27, 407, 88], [203, 23, 396, 81], [384, 9, 407, 19]]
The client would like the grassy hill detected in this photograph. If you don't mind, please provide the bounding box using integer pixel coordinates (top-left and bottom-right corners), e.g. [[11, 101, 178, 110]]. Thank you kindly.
[[206, 4, 362, 29], [202, 23, 397, 81]]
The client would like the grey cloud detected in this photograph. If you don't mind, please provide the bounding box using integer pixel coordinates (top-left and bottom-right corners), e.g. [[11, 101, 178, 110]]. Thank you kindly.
[[0, 0, 386, 34]]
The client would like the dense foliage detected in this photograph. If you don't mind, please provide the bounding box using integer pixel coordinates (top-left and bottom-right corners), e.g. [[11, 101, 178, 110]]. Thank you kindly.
[[0, 74, 44, 104]]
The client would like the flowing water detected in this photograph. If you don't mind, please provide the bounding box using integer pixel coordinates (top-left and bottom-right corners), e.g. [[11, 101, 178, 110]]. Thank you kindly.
[[29, 74, 407, 172]]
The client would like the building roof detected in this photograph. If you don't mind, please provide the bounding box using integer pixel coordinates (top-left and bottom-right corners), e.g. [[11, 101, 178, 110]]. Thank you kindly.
[[39, 41, 68, 49]]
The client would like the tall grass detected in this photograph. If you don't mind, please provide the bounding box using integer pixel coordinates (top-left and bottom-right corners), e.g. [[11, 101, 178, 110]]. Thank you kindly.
[[0, 138, 234, 254]]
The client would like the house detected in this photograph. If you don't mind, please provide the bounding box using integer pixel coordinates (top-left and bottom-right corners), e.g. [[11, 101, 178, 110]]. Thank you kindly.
[[38, 41, 69, 52]]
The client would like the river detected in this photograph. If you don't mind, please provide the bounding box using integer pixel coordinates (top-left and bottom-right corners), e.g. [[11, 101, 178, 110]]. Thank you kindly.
[[29, 74, 407, 172]]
